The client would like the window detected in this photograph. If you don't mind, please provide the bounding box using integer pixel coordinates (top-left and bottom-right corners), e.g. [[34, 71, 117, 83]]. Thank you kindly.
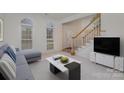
[[0, 18, 3, 41], [21, 18, 32, 50], [46, 25, 54, 50]]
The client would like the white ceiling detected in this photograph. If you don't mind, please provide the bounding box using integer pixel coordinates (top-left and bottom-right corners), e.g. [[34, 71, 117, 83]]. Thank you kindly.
[[44, 13, 78, 20]]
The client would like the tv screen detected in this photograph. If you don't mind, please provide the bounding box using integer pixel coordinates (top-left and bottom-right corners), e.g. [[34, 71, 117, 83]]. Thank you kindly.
[[94, 37, 120, 56]]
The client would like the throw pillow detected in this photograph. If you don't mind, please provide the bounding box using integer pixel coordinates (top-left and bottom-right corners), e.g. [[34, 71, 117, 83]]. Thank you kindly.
[[5, 46, 16, 63], [0, 59, 16, 80], [2, 54, 16, 73]]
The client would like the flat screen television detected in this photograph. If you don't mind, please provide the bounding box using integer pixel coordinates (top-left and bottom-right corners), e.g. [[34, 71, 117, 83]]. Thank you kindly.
[[94, 37, 120, 56]]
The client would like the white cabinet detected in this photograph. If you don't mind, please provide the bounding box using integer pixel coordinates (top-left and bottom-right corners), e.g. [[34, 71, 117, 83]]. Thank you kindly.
[[90, 52, 96, 62], [90, 52, 124, 72], [115, 57, 124, 71], [96, 53, 114, 68]]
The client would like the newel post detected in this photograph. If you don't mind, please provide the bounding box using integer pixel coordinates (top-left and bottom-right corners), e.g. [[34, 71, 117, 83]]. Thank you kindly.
[[72, 37, 74, 50], [71, 37, 75, 55]]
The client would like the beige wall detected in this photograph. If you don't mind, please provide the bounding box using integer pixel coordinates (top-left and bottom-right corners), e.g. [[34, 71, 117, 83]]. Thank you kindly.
[[0, 13, 62, 53], [101, 13, 124, 57], [62, 15, 94, 48]]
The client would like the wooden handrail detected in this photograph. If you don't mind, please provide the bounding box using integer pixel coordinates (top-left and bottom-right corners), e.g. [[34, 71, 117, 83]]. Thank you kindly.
[[83, 29, 95, 38], [72, 14, 100, 39]]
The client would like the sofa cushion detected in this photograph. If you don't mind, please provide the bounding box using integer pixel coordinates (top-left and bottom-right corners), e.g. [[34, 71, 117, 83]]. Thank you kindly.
[[16, 54, 27, 66], [16, 64, 34, 80], [16, 51, 34, 80]]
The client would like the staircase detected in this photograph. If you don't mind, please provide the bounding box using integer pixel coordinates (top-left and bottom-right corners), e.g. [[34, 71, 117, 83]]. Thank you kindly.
[[76, 40, 94, 59], [70, 13, 105, 59]]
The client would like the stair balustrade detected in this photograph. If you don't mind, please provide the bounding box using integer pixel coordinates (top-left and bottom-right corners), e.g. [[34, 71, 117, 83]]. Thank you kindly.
[[71, 13, 101, 54]]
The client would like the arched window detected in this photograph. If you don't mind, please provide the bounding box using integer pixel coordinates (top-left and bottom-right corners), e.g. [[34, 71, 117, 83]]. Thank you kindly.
[[21, 18, 32, 50], [46, 22, 54, 50]]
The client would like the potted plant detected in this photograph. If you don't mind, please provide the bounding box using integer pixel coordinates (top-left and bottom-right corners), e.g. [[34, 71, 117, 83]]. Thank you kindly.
[[60, 56, 69, 63]]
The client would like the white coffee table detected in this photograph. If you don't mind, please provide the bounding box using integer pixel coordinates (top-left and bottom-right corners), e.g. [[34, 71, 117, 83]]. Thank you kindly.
[[46, 54, 81, 80]]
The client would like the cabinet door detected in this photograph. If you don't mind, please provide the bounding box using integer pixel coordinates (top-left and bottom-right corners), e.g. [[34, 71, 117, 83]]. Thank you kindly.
[[115, 57, 124, 71], [90, 52, 96, 62], [96, 53, 114, 68]]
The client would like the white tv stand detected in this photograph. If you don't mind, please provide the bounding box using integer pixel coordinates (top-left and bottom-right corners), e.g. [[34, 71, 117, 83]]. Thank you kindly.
[[90, 52, 124, 72]]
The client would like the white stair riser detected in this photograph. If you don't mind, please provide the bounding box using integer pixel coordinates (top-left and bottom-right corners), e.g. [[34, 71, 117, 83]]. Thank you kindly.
[[76, 31, 104, 59]]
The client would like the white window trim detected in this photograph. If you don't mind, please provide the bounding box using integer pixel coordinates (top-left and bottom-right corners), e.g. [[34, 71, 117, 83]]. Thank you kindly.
[[46, 27, 54, 50], [21, 18, 33, 50], [0, 18, 3, 41]]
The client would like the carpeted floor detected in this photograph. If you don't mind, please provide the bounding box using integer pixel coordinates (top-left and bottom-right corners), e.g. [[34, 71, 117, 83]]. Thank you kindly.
[[29, 52, 124, 80]]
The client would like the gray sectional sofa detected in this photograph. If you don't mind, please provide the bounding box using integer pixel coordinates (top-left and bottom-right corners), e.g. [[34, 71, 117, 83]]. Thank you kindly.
[[0, 44, 41, 80]]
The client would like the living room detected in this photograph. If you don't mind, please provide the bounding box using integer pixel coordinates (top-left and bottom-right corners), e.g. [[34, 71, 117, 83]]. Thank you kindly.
[[0, 13, 124, 80], [1, 0, 124, 93]]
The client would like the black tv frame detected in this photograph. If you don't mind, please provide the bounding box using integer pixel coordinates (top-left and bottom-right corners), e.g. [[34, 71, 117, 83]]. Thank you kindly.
[[94, 37, 120, 56]]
